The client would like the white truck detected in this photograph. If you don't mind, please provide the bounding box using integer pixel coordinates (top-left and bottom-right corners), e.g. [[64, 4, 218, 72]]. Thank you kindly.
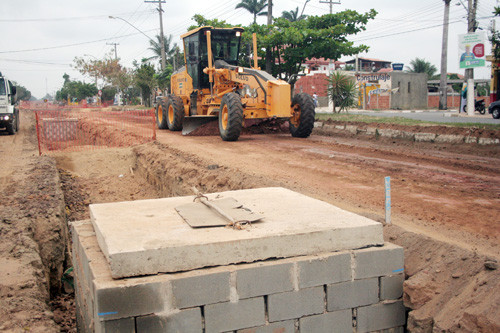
[[0, 72, 19, 135]]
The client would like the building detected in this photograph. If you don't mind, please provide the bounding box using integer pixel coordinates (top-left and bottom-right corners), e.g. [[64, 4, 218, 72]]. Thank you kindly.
[[345, 57, 392, 72]]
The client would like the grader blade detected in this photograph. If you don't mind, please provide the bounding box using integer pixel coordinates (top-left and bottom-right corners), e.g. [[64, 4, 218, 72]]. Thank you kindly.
[[182, 116, 218, 135]]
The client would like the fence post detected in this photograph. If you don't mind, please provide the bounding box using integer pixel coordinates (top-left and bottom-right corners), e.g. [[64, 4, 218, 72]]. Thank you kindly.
[[151, 108, 156, 141], [35, 111, 42, 156]]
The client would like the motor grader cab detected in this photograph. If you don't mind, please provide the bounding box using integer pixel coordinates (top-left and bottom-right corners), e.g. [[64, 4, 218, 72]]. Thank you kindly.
[[155, 26, 315, 141]]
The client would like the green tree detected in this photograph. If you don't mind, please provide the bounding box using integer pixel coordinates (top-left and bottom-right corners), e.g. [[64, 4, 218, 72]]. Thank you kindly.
[[406, 58, 438, 79], [490, 7, 500, 60], [146, 34, 177, 67], [133, 60, 156, 107], [11, 81, 32, 101], [73, 52, 129, 88], [155, 65, 174, 91], [244, 10, 377, 81], [326, 71, 357, 113], [236, 0, 268, 24], [281, 7, 306, 22], [188, 14, 234, 31], [55, 74, 97, 101]]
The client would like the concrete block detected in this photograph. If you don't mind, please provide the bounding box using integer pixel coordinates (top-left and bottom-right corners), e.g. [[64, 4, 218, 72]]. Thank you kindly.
[[478, 137, 500, 145], [327, 278, 378, 311], [345, 125, 358, 134], [268, 287, 324, 322], [237, 320, 295, 333], [380, 275, 404, 300], [314, 121, 324, 128], [353, 243, 404, 279], [366, 127, 377, 135], [90, 187, 383, 278], [356, 301, 406, 333], [334, 124, 345, 130], [414, 133, 436, 142], [299, 309, 352, 333], [136, 308, 203, 333], [434, 134, 464, 144], [205, 297, 265, 333], [94, 281, 165, 321], [172, 271, 230, 308], [377, 129, 401, 138], [237, 263, 293, 299], [94, 317, 135, 333], [298, 252, 351, 288], [465, 136, 478, 144]]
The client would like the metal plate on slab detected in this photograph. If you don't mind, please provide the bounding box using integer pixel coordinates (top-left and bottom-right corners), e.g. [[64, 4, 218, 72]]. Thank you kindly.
[[175, 197, 263, 228]]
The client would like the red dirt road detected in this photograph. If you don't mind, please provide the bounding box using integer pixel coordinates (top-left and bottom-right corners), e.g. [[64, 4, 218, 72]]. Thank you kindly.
[[155, 130, 500, 258]]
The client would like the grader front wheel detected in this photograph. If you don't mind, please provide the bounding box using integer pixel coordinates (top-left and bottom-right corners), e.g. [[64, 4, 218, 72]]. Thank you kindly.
[[219, 93, 243, 141], [155, 102, 168, 129], [289, 93, 315, 138], [166, 95, 184, 131]]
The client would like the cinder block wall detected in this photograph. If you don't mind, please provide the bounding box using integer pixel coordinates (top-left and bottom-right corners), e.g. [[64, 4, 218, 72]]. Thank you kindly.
[[73, 221, 406, 333]]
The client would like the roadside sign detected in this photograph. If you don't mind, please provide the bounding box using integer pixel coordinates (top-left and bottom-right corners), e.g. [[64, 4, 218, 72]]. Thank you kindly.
[[392, 63, 404, 71], [458, 32, 486, 69], [98, 90, 102, 96]]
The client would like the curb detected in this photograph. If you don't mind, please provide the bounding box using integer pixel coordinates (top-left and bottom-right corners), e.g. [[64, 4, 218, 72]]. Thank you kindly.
[[313, 122, 500, 145]]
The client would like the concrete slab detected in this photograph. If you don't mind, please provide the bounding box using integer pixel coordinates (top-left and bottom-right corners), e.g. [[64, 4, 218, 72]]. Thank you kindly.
[[90, 187, 383, 278]]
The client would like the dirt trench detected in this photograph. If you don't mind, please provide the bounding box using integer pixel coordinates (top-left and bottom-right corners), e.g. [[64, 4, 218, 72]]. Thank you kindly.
[[2, 109, 498, 332]]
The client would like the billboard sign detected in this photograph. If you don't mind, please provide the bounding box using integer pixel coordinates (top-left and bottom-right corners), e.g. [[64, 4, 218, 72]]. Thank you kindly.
[[458, 32, 486, 69], [392, 63, 404, 71]]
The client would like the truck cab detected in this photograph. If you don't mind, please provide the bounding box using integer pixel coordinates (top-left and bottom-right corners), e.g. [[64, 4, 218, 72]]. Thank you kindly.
[[0, 72, 19, 135]]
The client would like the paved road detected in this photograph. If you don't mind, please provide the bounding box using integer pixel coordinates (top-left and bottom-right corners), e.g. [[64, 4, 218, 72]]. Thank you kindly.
[[317, 108, 500, 124]]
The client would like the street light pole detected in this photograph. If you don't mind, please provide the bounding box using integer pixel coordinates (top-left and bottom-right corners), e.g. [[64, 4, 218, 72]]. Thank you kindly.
[[109, 16, 154, 41]]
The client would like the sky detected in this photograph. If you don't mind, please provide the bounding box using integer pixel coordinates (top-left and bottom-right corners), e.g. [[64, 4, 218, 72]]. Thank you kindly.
[[0, 0, 498, 99]]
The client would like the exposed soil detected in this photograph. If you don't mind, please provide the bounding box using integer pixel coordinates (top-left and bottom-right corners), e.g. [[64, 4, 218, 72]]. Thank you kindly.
[[321, 118, 500, 139], [1, 108, 498, 332]]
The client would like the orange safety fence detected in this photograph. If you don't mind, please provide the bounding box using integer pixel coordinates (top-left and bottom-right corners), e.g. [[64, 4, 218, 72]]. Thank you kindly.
[[20, 100, 114, 110], [34, 108, 156, 155]]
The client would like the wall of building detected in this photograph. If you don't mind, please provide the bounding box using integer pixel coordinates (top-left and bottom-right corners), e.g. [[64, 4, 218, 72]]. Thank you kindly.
[[294, 73, 328, 97], [390, 72, 428, 109]]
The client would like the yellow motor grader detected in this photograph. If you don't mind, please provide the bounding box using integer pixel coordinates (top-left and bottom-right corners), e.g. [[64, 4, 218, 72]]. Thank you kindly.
[[155, 26, 315, 141]]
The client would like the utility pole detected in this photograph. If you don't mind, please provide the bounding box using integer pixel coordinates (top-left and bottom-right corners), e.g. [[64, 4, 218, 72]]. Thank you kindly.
[[319, 0, 341, 14], [106, 42, 119, 60], [466, 0, 478, 116], [439, 0, 451, 110], [265, 0, 273, 73], [145, 0, 167, 71]]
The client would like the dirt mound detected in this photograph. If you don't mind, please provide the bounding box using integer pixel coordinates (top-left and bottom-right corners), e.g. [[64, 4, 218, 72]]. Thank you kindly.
[[385, 225, 500, 332], [133, 141, 277, 197], [321, 119, 500, 139]]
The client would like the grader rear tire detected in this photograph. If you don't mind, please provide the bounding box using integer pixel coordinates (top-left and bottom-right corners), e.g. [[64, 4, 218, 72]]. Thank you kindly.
[[219, 93, 243, 141], [166, 95, 184, 131], [156, 101, 168, 129], [289, 93, 315, 138]]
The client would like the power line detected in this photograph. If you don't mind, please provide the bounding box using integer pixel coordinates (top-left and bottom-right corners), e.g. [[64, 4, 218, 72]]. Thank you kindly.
[[0, 29, 156, 54], [0, 10, 153, 22], [352, 19, 462, 43]]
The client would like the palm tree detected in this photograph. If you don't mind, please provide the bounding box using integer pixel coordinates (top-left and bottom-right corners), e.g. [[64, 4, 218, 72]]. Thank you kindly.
[[146, 34, 177, 66], [235, 0, 268, 24], [406, 58, 438, 79], [281, 7, 306, 22]]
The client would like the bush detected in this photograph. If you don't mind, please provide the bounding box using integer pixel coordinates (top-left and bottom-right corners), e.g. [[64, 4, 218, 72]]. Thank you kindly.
[[326, 71, 358, 113]]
